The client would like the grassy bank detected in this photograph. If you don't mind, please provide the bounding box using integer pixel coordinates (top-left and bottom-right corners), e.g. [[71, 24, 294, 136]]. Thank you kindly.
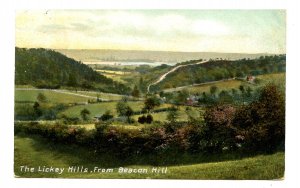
[[14, 134, 284, 179]]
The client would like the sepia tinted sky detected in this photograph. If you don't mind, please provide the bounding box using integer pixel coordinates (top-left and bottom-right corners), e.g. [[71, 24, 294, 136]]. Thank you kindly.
[[16, 10, 286, 53]]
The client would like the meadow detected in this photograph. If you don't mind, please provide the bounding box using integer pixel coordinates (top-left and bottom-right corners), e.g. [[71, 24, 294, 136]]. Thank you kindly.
[[162, 73, 286, 95], [15, 89, 90, 103]]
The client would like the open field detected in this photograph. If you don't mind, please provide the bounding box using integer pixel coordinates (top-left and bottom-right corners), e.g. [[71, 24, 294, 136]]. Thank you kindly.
[[100, 73, 127, 84], [14, 134, 285, 179], [15, 89, 90, 103], [66, 90, 127, 101], [96, 70, 132, 75], [59, 101, 172, 118], [15, 89, 131, 103], [163, 79, 245, 94], [256, 73, 286, 87], [163, 73, 286, 94]]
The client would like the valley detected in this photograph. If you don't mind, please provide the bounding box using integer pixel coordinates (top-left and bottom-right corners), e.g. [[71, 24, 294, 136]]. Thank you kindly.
[[14, 47, 286, 179]]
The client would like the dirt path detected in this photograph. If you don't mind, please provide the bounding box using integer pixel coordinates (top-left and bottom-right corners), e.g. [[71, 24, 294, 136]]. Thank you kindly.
[[147, 60, 209, 92]]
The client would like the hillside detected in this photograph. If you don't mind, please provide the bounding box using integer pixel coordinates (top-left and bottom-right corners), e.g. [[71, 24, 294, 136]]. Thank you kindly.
[[149, 55, 286, 91], [15, 47, 131, 94], [56, 49, 274, 63]]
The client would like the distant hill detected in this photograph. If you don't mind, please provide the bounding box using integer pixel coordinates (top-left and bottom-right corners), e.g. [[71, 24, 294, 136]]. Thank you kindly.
[[149, 55, 286, 92], [56, 49, 275, 63], [15, 47, 131, 94]]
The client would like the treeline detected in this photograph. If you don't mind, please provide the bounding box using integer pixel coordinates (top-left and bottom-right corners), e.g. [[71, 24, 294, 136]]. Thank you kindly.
[[152, 55, 286, 91], [15, 84, 285, 156], [15, 47, 131, 94]]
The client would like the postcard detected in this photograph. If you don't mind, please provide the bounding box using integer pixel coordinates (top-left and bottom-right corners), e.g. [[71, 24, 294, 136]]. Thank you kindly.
[[14, 9, 286, 180]]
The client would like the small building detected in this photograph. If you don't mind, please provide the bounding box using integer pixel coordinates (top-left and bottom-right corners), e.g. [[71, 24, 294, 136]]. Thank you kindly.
[[246, 75, 255, 82], [186, 95, 199, 106]]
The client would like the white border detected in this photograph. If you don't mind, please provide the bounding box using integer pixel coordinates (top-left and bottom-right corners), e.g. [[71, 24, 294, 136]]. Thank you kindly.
[[1, 0, 299, 188]]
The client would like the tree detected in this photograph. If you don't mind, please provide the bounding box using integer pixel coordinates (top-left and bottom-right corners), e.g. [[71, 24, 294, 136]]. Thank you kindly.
[[143, 96, 160, 113], [138, 115, 146, 124], [37, 93, 47, 103], [232, 84, 285, 152], [131, 85, 140, 98], [116, 101, 128, 116], [204, 105, 237, 151], [124, 106, 134, 123], [210, 86, 218, 98], [239, 85, 245, 94], [175, 89, 189, 104], [80, 108, 90, 121], [101, 110, 113, 121], [33, 102, 42, 117], [167, 107, 179, 122], [218, 90, 233, 104], [146, 114, 153, 124]]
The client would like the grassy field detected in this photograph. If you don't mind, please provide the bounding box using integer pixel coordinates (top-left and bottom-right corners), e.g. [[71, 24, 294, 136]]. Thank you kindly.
[[59, 101, 165, 118], [15, 89, 90, 103], [14, 134, 285, 179], [60, 101, 144, 118], [96, 70, 132, 75], [66, 90, 125, 101], [256, 72, 286, 88], [101, 73, 127, 84], [60, 101, 202, 123], [132, 106, 204, 122], [163, 73, 286, 95]]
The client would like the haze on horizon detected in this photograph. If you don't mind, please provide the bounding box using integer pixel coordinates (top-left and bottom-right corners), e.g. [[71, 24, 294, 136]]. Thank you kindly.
[[16, 10, 286, 54]]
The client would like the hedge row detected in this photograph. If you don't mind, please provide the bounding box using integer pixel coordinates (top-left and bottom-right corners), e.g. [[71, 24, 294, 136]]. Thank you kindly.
[[15, 84, 285, 156]]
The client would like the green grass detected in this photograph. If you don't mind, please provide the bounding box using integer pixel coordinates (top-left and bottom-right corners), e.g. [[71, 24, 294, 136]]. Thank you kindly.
[[60, 102, 173, 119], [256, 73, 286, 88], [66, 90, 125, 101], [164, 79, 245, 94], [15, 90, 90, 103], [14, 134, 285, 179], [132, 106, 204, 122], [164, 73, 286, 95], [101, 73, 127, 84]]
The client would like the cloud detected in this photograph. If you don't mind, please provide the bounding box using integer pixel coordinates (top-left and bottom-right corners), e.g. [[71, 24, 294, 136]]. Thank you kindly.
[[15, 10, 286, 53]]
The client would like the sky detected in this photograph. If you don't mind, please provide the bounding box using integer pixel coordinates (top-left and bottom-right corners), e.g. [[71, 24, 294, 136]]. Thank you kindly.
[[15, 10, 286, 53]]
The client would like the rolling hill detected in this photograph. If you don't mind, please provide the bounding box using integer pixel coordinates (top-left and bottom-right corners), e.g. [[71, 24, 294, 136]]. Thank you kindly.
[[15, 47, 131, 94], [148, 55, 286, 91]]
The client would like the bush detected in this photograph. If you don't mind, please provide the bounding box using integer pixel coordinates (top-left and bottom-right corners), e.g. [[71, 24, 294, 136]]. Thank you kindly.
[[146, 114, 153, 124], [232, 84, 285, 152], [100, 110, 113, 121], [204, 105, 237, 152], [138, 115, 147, 124]]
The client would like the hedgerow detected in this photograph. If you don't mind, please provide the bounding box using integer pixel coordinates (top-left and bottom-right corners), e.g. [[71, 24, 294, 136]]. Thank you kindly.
[[15, 84, 285, 156]]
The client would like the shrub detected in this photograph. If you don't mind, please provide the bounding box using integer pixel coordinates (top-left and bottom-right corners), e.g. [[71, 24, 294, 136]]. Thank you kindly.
[[204, 105, 237, 152], [232, 84, 285, 152], [100, 110, 113, 121], [145, 114, 153, 124], [138, 115, 146, 124]]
